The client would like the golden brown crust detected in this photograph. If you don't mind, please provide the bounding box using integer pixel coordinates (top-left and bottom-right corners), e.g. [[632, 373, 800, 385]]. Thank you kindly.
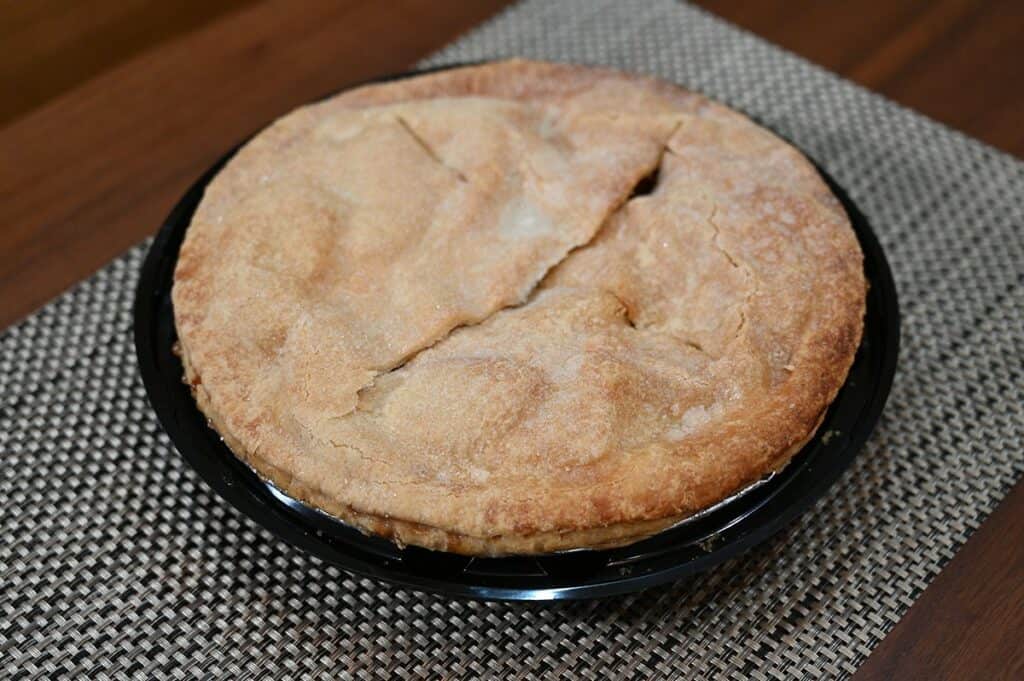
[[173, 60, 865, 555]]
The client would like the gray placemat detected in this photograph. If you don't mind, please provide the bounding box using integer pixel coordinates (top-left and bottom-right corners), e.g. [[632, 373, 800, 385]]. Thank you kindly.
[[3, 1, 1023, 678]]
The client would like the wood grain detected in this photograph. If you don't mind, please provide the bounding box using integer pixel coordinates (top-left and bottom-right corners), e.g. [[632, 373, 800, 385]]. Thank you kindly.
[[0, 1, 1022, 677], [0, 0, 254, 125]]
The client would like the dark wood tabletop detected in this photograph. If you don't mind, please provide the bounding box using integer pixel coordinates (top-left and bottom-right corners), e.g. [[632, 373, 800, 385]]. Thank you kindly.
[[2, 1, 1021, 677]]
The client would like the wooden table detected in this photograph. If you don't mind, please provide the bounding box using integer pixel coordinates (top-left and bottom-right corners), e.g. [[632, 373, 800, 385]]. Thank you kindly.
[[2, 1, 1021, 677]]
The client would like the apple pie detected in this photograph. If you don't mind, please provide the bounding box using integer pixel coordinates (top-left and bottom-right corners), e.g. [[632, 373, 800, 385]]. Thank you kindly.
[[172, 60, 865, 555]]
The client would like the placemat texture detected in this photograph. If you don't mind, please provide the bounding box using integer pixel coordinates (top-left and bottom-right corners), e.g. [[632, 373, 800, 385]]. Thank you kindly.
[[3, 1, 1023, 678]]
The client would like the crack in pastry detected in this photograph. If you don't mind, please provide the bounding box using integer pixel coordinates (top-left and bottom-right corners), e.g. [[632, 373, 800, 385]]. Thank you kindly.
[[173, 60, 865, 555], [349, 134, 679, 412], [353, 123, 685, 388], [707, 205, 758, 344], [707, 205, 741, 270]]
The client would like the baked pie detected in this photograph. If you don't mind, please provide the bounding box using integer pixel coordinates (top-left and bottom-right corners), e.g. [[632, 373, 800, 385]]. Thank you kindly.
[[172, 60, 865, 555]]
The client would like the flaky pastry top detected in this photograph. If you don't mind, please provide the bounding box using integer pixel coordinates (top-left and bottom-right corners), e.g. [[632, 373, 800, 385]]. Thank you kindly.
[[173, 60, 865, 554]]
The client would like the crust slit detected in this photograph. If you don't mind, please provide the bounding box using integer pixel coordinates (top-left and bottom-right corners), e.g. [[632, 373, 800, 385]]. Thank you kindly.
[[394, 114, 468, 183]]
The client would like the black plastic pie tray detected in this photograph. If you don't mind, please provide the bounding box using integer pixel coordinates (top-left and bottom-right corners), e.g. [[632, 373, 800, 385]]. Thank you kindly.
[[134, 67, 900, 602]]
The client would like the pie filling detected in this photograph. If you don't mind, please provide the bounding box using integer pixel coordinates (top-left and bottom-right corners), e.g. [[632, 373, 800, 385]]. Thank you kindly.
[[173, 60, 866, 555]]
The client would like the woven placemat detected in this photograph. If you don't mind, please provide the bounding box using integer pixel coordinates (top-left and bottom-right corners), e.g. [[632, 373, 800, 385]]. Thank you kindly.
[[3, 1, 1023, 678]]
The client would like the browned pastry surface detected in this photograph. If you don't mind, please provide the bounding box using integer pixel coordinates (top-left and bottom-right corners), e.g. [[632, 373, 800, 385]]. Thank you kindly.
[[172, 60, 865, 555]]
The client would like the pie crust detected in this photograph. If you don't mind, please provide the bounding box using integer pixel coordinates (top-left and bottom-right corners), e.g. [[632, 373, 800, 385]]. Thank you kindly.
[[172, 60, 866, 555]]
